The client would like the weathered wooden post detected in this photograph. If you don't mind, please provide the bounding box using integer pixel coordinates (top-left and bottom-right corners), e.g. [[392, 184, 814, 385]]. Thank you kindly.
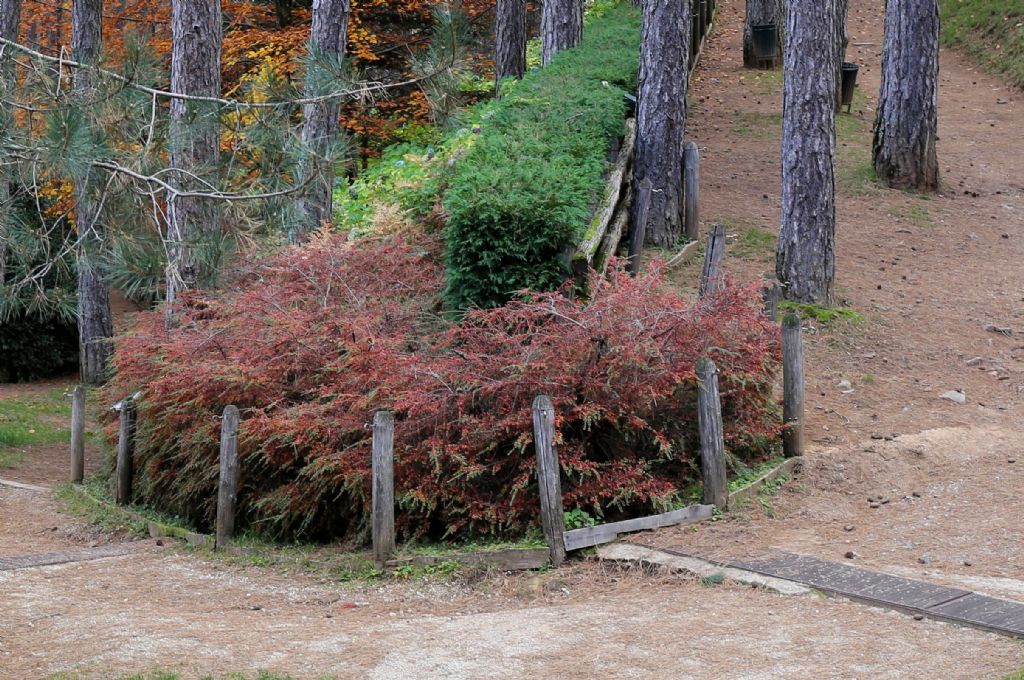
[[215, 405, 240, 550], [698, 223, 726, 298], [762, 279, 783, 321], [532, 395, 566, 566], [782, 313, 806, 457], [70, 385, 86, 483], [683, 141, 700, 243], [628, 179, 653, 275], [115, 395, 136, 506], [697, 357, 728, 510], [371, 410, 396, 566]]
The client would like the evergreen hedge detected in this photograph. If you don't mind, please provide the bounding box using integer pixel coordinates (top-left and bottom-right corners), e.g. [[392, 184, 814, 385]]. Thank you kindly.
[[442, 3, 641, 309]]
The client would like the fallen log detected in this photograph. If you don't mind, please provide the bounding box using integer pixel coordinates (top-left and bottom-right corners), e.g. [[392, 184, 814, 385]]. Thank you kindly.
[[573, 118, 637, 275]]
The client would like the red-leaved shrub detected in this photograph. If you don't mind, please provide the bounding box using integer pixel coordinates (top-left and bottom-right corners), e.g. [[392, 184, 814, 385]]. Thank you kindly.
[[106, 234, 780, 541]]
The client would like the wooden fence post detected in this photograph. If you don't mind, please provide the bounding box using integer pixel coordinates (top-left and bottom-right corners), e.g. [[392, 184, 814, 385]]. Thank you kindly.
[[115, 396, 136, 506], [532, 395, 566, 566], [762, 279, 783, 321], [628, 178, 652, 275], [697, 357, 728, 510], [70, 385, 86, 483], [782, 313, 806, 457], [215, 405, 240, 550], [372, 410, 396, 566], [698, 223, 726, 298], [683, 141, 700, 242]]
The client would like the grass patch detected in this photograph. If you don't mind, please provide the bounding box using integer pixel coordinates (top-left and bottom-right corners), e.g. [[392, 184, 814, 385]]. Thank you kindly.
[[838, 160, 878, 195], [745, 69, 783, 95], [0, 385, 79, 468], [731, 111, 782, 137], [727, 456, 787, 492], [756, 471, 790, 517], [888, 202, 936, 230], [779, 301, 863, 325], [700, 571, 726, 586], [834, 105, 877, 195], [54, 477, 192, 537], [394, 534, 548, 557], [730, 225, 776, 263], [940, 0, 1024, 89], [677, 456, 788, 506]]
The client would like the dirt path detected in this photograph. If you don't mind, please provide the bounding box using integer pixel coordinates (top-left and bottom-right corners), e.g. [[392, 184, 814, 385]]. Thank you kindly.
[[2, 0, 1024, 677]]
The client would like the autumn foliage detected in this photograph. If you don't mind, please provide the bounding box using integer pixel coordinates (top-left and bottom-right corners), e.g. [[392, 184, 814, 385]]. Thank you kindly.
[[107, 235, 780, 541]]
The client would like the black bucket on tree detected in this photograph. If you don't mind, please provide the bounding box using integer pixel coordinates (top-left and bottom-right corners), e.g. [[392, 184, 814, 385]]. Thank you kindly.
[[751, 24, 779, 67], [840, 62, 859, 112]]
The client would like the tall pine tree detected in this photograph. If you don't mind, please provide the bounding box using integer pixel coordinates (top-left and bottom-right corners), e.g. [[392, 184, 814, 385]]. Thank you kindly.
[[776, 0, 838, 304], [72, 0, 113, 384], [296, 0, 350, 237], [167, 0, 223, 311], [873, 0, 939, 190], [632, 0, 691, 248]]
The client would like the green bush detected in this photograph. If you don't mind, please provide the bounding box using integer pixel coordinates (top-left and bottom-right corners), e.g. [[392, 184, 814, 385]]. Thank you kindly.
[[442, 3, 641, 309], [940, 0, 1024, 88]]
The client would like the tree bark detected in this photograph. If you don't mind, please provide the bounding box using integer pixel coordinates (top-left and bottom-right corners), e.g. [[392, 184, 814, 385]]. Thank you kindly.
[[495, 0, 526, 92], [540, 0, 582, 66], [295, 0, 350, 238], [834, 0, 849, 110], [167, 0, 223, 311], [776, 0, 837, 305], [0, 0, 23, 286], [631, 0, 691, 249], [743, 0, 784, 67], [273, 0, 293, 27], [873, 0, 939, 191], [72, 0, 113, 385]]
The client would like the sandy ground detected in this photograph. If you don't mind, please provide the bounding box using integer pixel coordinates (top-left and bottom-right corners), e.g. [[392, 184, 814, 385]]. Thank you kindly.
[[2, 542, 1022, 680], [2, 0, 1024, 677]]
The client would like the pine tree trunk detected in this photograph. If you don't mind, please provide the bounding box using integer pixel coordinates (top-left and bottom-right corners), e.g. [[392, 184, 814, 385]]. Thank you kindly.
[[495, 0, 526, 92], [72, 0, 113, 385], [540, 0, 582, 66], [834, 0, 849, 110], [743, 0, 784, 67], [873, 0, 939, 191], [295, 0, 350, 238], [0, 0, 22, 286], [776, 0, 837, 305], [274, 0, 293, 27], [631, 0, 691, 249], [167, 0, 222, 310]]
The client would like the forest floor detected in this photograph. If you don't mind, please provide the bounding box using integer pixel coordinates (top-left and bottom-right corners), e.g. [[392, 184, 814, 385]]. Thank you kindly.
[[3, 0, 1024, 678]]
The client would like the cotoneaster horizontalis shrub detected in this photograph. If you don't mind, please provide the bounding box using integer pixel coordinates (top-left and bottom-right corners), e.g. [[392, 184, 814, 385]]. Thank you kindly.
[[106, 234, 780, 541]]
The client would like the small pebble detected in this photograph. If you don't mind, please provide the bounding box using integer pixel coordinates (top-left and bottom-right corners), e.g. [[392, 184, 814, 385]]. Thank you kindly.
[[963, 560, 973, 567], [1009, 458, 1016, 464], [844, 551, 856, 559], [918, 555, 931, 565], [869, 503, 880, 509], [913, 614, 924, 621], [844, 525, 855, 532], [911, 491, 921, 498]]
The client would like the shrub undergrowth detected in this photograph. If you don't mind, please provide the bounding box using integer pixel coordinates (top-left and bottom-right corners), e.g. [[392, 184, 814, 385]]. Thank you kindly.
[[443, 3, 640, 309], [106, 235, 780, 542]]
